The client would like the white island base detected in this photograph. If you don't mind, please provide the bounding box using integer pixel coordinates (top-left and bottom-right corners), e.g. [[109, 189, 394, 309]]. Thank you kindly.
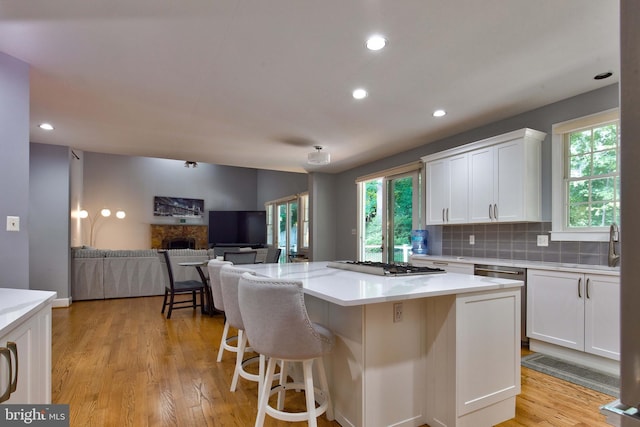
[[245, 263, 521, 427], [306, 289, 520, 427]]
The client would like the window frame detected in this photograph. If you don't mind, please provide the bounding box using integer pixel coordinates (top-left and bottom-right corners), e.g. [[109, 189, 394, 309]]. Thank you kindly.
[[551, 108, 620, 242]]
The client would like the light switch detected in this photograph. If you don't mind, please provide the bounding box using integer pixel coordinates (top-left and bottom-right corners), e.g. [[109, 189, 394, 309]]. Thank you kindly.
[[469, 235, 475, 245], [6, 216, 20, 231], [537, 235, 549, 247]]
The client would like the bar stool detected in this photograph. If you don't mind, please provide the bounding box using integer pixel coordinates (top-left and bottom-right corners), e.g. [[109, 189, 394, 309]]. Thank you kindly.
[[238, 273, 335, 427], [206, 259, 235, 362]]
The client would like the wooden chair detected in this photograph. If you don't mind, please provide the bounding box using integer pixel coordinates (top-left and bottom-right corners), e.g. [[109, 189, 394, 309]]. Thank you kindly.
[[159, 250, 206, 319]]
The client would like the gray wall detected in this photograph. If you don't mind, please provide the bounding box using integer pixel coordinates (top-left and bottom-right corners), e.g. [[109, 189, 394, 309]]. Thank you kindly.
[[80, 152, 307, 249], [0, 52, 30, 289], [256, 169, 308, 207], [333, 84, 620, 261], [29, 143, 71, 298], [309, 172, 337, 261]]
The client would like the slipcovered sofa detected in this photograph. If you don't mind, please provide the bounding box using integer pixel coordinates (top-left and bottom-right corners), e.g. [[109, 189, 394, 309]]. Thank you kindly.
[[70, 247, 276, 301]]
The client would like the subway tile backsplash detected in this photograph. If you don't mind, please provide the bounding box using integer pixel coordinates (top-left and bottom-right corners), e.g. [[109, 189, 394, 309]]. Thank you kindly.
[[436, 222, 614, 266]]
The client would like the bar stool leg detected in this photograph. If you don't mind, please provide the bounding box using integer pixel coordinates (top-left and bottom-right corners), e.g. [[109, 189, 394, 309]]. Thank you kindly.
[[255, 357, 277, 427], [230, 330, 247, 392], [303, 359, 318, 427], [315, 357, 333, 421], [217, 320, 230, 362]]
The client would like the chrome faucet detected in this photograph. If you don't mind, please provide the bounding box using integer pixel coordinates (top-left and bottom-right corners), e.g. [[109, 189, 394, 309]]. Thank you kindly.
[[608, 223, 620, 267]]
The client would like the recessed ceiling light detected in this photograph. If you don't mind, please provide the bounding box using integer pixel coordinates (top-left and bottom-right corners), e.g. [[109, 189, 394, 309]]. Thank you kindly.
[[594, 71, 613, 80], [39, 123, 54, 130], [352, 88, 368, 100], [366, 35, 387, 51], [433, 109, 446, 117]]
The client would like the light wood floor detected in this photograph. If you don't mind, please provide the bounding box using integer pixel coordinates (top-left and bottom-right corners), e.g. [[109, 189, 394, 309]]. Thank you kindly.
[[52, 296, 615, 426]]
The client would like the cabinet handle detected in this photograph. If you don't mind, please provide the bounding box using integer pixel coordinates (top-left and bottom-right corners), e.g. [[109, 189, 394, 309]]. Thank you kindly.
[[442, 208, 445, 223], [493, 204, 498, 220], [578, 277, 582, 298], [586, 278, 591, 299], [0, 347, 11, 403], [7, 342, 17, 393], [433, 261, 449, 266], [489, 204, 493, 220], [446, 208, 449, 222]]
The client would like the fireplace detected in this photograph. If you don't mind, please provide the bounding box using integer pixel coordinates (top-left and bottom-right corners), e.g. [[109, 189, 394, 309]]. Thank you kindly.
[[151, 224, 208, 249], [163, 237, 196, 249]]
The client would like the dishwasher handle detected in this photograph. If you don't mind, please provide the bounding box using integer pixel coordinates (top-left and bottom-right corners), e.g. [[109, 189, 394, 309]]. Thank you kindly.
[[474, 267, 522, 276]]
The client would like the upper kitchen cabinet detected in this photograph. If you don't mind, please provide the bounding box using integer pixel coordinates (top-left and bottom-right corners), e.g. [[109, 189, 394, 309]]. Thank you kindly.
[[425, 153, 468, 225], [423, 128, 546, 225]]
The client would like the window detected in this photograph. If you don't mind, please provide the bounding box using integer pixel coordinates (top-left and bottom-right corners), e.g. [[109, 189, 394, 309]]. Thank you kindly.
[[551, 109, 620, 241]]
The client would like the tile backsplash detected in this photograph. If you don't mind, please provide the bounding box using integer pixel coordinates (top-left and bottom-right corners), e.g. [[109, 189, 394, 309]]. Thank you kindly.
[[433, 222, 615, 266]]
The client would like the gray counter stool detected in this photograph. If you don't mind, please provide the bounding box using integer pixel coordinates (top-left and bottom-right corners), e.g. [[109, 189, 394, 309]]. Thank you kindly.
[[238, 273, 334, 427], [219, 265, 276, 395], [206, 259, 235, 362]]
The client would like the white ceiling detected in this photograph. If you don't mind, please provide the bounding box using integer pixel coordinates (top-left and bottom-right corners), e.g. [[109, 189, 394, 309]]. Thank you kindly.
[[0, 0, 619, 173]]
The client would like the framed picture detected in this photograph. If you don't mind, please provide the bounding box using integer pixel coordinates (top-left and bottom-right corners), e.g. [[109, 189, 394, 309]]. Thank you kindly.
[[153, 196, 204, 218]]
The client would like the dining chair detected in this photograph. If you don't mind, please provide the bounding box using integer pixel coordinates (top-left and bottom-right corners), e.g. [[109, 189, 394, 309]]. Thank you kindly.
[[265, 247, 282, 263], [224, 251, 257, 264], [159, 250, 206, 319]]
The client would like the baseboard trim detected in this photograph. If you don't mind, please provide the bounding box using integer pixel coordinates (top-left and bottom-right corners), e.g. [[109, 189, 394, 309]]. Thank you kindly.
[[52, 298, 71, 308]]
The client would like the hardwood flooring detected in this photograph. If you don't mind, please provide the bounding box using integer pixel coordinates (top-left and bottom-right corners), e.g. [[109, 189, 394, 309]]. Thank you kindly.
[[52, 296, 615, 426]]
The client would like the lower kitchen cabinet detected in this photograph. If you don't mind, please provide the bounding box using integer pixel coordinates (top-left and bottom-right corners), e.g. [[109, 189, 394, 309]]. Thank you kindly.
[[527, 269, 619, 360], [0, 290, 54, 404]]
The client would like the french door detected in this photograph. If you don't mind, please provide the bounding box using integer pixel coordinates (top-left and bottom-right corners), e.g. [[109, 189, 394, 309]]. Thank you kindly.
[[358, 169, 421, 263]]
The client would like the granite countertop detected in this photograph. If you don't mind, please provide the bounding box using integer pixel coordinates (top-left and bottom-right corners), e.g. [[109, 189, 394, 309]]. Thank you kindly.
[[0, 288, 57, 336], [411, 255, 620, 276], [243, 261, 522, 306]]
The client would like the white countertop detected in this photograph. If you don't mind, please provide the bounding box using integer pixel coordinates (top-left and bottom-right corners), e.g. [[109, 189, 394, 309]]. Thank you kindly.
[[0, 288, 57, 336], [411, 255, 621, 276], [243, 261, 522, 306]]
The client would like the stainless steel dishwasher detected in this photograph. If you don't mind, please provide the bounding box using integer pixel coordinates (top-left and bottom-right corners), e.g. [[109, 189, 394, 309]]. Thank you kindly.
[[474, 264, 528, 346]]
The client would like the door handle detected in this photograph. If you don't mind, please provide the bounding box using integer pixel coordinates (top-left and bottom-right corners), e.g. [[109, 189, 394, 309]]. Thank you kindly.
[[7, 342, 17, 393], [0, 347, 11, 403]]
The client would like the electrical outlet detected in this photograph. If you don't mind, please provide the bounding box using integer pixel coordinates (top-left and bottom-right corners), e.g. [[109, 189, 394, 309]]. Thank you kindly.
[[537, 235, 549, 247], [393, 302, 403, 323], [469, 235, 475, 245], [6, 216, 20, 232]]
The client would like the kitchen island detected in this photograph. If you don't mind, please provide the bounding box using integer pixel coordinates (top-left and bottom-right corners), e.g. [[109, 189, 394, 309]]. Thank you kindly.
[[244, 261, 523, 427]]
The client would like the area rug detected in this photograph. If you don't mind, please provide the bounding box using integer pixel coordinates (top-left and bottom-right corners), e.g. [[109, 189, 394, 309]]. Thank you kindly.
[[521, 353, 620, 397]]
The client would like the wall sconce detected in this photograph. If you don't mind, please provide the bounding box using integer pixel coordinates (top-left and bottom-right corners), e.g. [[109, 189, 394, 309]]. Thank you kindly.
[[79, 208, 126, 247]]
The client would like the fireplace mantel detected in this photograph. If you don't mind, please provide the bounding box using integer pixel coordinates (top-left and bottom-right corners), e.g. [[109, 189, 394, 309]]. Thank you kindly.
[[150, 224, 208, 249]]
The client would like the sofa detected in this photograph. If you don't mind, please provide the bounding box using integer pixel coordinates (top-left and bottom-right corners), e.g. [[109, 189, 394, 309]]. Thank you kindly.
[[71, 247, 276, 301]]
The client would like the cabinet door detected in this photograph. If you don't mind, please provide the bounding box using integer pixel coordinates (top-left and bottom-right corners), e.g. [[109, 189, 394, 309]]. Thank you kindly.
[[584, 274, 620, 360], [495, 140, 525, 222], [468, 147, 495, 223], [426, 159, 447, 225], [447, 154, 469, 224], [527, 269, 584, 351], [1, 318, 34, 404]]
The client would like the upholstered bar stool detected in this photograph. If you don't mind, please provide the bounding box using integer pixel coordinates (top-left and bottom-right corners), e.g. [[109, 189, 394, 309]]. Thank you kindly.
[[206, 259, 235, 362], [219, 265, 274, 395], [238, 273, 335, 427]]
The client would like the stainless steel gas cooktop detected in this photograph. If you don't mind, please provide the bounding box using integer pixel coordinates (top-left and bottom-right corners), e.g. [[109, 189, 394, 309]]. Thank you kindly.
[[327, 261, 445, 276]]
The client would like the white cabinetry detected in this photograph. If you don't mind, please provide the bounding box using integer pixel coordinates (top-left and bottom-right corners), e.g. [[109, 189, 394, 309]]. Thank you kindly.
[[0, 290, 54, 404], [423, 128, 545, 225], [411, 258, 473, 275], [426, 153, 468, 224], [527, 269, 619, 361]]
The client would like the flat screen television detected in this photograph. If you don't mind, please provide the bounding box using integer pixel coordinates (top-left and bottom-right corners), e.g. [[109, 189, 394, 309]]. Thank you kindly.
[[208, 210, 267, 247]]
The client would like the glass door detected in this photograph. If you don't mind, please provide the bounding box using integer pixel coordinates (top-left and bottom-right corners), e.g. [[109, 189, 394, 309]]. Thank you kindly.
[[358, 170, 420, 263], [275, 200, 298, 262], [386, 173, 418, 263]]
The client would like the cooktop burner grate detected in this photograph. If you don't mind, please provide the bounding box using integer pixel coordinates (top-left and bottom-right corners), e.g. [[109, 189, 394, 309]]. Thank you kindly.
[[327, 261, 445, 276]]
